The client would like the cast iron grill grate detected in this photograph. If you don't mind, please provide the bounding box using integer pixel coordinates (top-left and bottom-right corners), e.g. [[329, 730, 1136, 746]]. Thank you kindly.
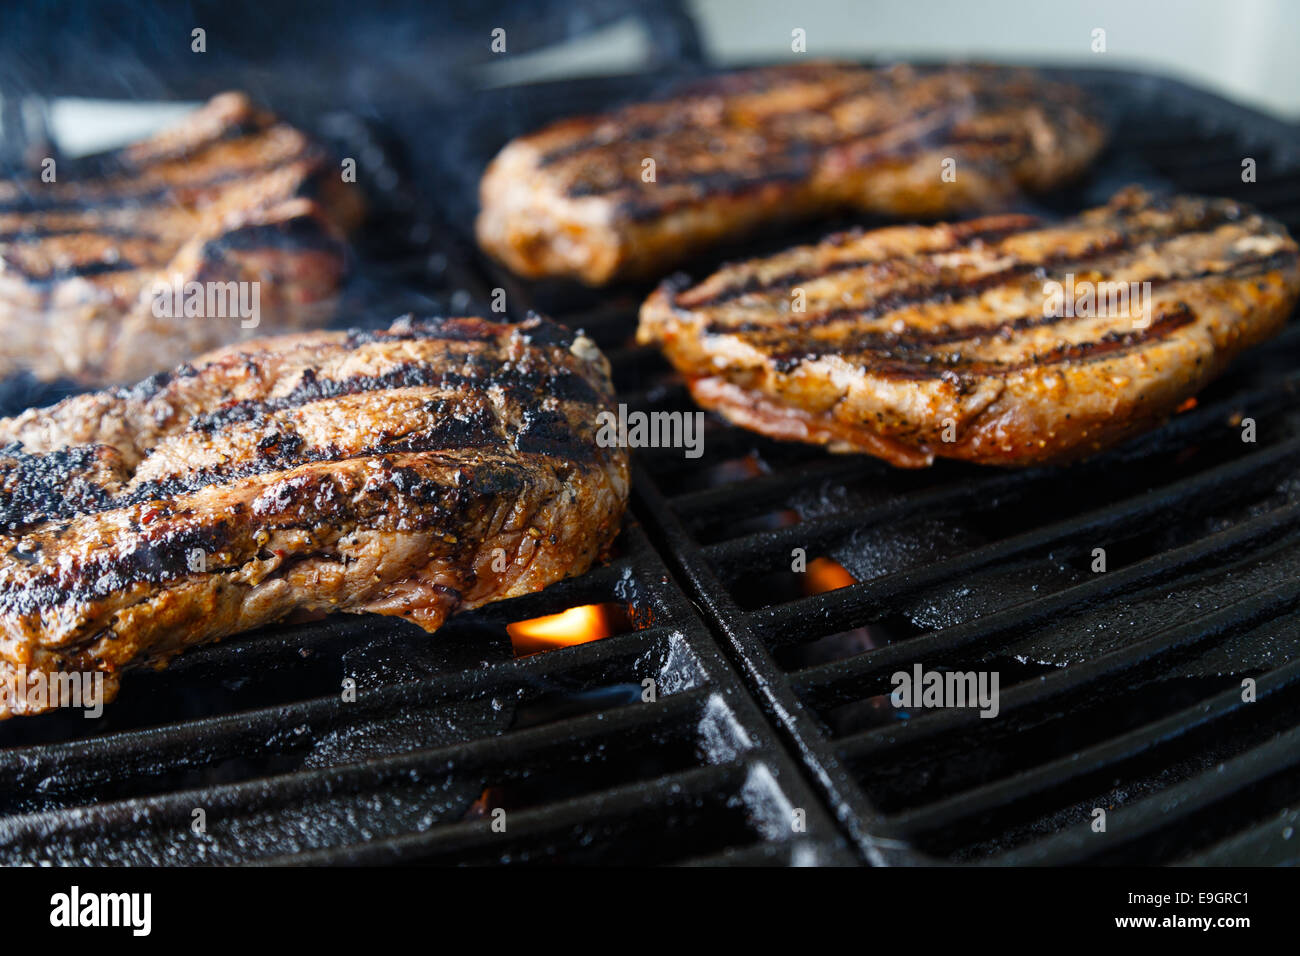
[[440, 65, 1300, 865]]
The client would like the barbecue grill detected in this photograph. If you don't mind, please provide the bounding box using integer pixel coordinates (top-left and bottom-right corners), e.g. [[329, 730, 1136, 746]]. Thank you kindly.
[[2, 29, 1299, 864]]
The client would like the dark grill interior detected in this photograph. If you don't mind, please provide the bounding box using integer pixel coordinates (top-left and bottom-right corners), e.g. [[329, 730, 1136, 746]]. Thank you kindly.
[[3, 62, 1299, 865]]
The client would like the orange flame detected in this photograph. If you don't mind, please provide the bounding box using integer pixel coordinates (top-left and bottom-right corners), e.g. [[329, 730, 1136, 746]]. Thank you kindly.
[[804, 557, 856, 594], [507, 603, 622, 655]]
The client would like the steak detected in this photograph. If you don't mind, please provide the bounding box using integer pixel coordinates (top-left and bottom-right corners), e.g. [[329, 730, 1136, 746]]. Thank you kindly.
[[638, 188, 1300, 467], [477, 62, 1105, 285], [0, 314, 628, 718], [0, 92, 363, 385]]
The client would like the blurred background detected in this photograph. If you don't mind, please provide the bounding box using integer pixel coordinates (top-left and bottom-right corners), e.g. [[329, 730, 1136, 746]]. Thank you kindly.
[[0, 0, 1294, 163], [491, 0, 1300, 119]]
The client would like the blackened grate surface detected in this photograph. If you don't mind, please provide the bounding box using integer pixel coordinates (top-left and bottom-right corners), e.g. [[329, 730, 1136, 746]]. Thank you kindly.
[[435, 65, 1300, 865], [0, 109, 851, 866]]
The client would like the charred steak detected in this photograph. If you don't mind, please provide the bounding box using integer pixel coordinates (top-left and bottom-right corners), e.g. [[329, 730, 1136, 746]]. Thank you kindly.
[[0, 92, 363, 385], [0, 315, 628, 717], [477, 62, 1105, 285], [638, 188, 1300, 467]]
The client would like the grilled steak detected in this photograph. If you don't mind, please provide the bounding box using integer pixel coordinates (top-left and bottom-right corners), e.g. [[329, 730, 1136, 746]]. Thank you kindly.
[[0, 314, 628, 718], [477, 62, 1105, 285], [0, 92, 363, 385], [638, 188, 1300, 467]]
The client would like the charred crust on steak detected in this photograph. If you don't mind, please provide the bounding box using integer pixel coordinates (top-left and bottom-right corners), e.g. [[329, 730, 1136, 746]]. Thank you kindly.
[[0, 314, 629, 716], [477, 62, 1107, 284], [638, 188, 1300, 467]]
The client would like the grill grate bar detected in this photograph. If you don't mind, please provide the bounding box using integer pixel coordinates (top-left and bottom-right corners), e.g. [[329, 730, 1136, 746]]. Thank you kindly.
[[881, 650, 1300, 840], [989, 722, 1300, 865], [711, 429, 1299, 574], [0, 687, 718, 844], [704, 470, 1034, 568], [671, 458, 878, 517], [792, 498, 1300, 705], [1177, 807, 1300, 866], [0, 622, 691, 785], [252, 761, 754, 866], [835, 578, 1300, 763], [746, 436, 1300, 644]]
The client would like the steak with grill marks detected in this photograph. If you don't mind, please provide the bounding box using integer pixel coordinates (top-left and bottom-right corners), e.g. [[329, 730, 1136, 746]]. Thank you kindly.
[[0, 92, 363, 386], [0, 314, 628, 718], [477, 62, 1105, 285], [638, 188, 1300, 467]]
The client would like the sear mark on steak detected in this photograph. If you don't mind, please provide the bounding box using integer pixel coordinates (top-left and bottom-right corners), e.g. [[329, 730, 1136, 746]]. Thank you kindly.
[[637, 187, 1300, 468], [477, 62, 1106, 284], [0, 314, 628, 717]]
